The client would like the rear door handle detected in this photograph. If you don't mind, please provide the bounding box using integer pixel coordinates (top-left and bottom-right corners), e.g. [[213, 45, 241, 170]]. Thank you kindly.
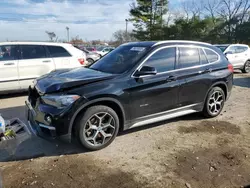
[[166, 75, 177, 82], [42, 60, 51, 63], [4, 63, 15, 66], [199, 68, 212, 74]]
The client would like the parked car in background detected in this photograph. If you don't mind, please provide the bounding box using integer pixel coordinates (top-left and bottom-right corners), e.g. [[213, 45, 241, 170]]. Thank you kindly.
[[82, 49, 100, 65], [0, 42, 86, 94], [214, 44, 250, 73], [27, 40, 233, 151], [95, 46, 115, 57], [86, 47, 96, 52]]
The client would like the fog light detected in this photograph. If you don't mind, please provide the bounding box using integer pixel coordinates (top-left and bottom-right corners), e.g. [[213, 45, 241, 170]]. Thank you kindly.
[[45, 115, 52, 124]]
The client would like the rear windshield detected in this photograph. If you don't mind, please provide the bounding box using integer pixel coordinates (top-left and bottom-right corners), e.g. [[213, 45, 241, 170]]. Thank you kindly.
[[89, 45, 149, 74]]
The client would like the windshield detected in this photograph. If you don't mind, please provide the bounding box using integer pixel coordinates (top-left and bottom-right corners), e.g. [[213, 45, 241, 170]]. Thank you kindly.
[[215, 45, 228, 52], [89, 45, 149, 74]]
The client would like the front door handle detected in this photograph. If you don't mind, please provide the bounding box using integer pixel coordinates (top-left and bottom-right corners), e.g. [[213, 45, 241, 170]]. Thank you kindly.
[[166, 75, 177, 82], [4, 62, 15, 66]]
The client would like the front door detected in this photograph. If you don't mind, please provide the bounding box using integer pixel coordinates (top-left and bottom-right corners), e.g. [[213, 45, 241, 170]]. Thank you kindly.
[[0, 45, 19, 92], [128, 47, 179, 121], [18, 45, 55, 89]]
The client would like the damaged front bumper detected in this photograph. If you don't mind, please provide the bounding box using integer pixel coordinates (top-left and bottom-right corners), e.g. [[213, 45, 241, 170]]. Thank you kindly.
[[25, 100, 71, 143]]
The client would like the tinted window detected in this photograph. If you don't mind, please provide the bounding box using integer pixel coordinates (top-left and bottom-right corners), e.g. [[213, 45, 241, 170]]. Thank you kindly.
[[21, 45, 46, 59], [0, 45, 17, 61], [236, 46, 248, 53], [199, 49, 209, 64], [204, 49, 219, 63], [178, 47, 199, 68], [90, 45, 149, 74], [47, 46, 71, 58], [144, 47, 176, 72]]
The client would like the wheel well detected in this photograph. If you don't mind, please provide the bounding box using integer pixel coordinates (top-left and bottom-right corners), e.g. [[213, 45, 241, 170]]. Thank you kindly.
[[213, 83, 227, 99], [72, 100, 124, 137]]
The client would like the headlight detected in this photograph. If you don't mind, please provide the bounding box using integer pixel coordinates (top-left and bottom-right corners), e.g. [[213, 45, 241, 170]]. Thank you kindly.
[[42, 95, 80, 108]]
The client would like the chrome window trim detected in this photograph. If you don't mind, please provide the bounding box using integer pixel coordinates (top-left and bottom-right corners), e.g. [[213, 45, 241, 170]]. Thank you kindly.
[[131, 44, 220, 78]]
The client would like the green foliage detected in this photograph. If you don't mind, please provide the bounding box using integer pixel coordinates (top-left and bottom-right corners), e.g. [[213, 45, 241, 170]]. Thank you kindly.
[[130, 0, 168, 40], [129, 0, 250, 44]]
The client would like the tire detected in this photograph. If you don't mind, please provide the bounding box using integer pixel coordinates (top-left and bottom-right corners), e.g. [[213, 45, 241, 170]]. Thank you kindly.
[[203, 87, 225, 118], [242, 60, 250, 73], [76, 105, 119, 151], [87, 58, 94, 65]]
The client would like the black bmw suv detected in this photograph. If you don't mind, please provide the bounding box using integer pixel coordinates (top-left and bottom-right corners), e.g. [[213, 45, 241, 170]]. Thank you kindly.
[[26, 40, 233, 150]]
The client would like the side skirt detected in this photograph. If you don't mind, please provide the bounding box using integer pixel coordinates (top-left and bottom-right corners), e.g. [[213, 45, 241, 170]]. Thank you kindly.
[[125, 103, 202, 130]]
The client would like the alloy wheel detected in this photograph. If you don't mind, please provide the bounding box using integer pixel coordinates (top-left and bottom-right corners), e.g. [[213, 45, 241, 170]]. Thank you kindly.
[[208, 91, 224, 115], [83, 112, 115, 146]]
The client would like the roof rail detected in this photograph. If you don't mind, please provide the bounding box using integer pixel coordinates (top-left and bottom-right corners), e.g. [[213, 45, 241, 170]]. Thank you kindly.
[[153, 40, 211, 46]]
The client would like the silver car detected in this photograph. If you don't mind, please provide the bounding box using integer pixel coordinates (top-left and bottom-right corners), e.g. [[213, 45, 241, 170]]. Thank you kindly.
[[74, 46, 100, 65]]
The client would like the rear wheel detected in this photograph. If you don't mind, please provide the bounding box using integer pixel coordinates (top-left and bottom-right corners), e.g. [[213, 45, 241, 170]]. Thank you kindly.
[[203, 87, 225, 118], [242, 60, 250, 73], [76, 105, 119, 151]]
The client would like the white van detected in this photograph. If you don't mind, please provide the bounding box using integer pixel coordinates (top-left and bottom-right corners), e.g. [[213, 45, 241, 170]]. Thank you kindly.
[[0, 42, 86, 93]]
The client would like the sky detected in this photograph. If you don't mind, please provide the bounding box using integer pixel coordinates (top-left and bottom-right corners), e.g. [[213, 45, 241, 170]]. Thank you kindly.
[[0, 0, 179, 42]]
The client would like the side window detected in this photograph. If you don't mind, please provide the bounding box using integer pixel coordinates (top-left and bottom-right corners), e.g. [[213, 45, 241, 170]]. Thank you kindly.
[[21, 45, 47, 59], [199, 49, 209, 65], [204, 49, 219, 63], [0, 45, 17, 61], [178, 47, 200, 68], [236, 46, 248, 53], [47, 46, 71, 58], [143, 47, 176, 73], [227, 46, 237, 54]]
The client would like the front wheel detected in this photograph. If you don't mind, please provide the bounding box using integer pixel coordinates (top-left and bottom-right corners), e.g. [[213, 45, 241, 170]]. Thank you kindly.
[[242, 60, 250, 73], [76, 105, 119, 151], [203, 87, 225, 118]]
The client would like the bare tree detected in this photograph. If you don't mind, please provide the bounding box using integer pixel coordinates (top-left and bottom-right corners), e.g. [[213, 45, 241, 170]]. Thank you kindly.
[[113, 30, 136, 45], [204, 0, 220, 24], [217, 0, 250, 42], [45, 31, 56, 42]]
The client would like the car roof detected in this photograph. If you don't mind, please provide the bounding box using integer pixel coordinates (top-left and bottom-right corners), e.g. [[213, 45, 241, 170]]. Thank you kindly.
[[122, 40, 211, 48], [215, 44, 249, 47], [0, 41, 73, 47]]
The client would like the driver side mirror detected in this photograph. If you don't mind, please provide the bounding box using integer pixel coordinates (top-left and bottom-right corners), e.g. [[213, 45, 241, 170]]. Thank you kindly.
[[134, 66, 157, 77]]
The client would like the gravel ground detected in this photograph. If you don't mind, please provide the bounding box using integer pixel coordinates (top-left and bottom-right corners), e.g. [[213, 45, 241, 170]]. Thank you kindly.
[[0, 73, 249, 188]]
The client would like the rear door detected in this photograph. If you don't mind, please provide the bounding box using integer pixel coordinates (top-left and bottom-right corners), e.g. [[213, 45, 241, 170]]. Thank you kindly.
[[235, 46, 249, 67], [18, 45, 55, 89], [0, 45, 19, 91], [46, 45, 73, 69], [177, 46, 212, 108]]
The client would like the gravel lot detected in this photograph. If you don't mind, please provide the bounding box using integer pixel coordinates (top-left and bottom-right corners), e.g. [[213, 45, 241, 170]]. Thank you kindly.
[[0, 72, 250, 188]]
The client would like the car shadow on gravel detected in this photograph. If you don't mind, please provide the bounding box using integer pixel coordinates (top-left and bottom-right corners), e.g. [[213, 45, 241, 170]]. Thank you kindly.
[[234, 77, 250, 88], [0, 105, 206, 162]]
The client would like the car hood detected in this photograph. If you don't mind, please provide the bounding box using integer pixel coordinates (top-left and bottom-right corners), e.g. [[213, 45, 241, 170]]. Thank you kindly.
[[35, 68, 115, 94]]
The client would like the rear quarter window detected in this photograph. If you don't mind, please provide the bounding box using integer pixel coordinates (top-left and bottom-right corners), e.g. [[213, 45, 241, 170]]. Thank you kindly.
[[47, 46, 71, 58], [204, 49, 219, 63]]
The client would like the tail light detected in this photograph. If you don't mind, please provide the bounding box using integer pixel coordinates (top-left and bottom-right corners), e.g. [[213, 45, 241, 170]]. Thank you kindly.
[[228, 63, 234, 73], [78, 58, 85, 65]]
